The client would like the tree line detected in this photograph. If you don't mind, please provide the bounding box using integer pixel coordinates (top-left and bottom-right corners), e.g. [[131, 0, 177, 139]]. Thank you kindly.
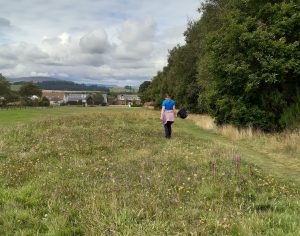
[[0, 74, 49, 107], [139, 0, 300, 131]]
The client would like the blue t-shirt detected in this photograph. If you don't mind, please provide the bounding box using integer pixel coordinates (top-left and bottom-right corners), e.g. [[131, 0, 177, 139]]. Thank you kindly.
[[162, 99, 175, 110]]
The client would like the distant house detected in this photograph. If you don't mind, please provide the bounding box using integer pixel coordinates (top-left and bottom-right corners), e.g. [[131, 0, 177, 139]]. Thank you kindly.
[[42, 90, 108, 106], [102, 94, 108, 105], [42, 90, 64, 104], [64, 93, 92, 105], [116, 94, 141, 105], [63, 92, 108, 106]]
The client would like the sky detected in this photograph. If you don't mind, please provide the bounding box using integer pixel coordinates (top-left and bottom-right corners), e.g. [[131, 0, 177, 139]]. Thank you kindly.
[[0, 0, 202, 86]]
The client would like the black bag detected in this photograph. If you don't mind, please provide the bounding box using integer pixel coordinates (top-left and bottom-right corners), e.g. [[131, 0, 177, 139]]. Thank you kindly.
[[177, 107, 188, 119]]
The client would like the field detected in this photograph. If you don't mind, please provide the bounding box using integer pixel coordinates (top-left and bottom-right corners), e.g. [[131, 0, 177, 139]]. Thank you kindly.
[[0, 107, 299, 235], [0, 107, 93, 127]]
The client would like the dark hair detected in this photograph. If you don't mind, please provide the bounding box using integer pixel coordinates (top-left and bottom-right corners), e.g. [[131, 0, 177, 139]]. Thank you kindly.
[[165, 93, 171, 98]]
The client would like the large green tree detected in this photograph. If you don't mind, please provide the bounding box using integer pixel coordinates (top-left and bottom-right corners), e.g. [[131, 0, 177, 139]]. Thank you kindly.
[[0, 74, 10, 97], [138, 81, 152, 103], [205, 0, 300, 130], [19, 82, 42, 97], [141, 0, 300, 130], [145, 0, 226, 112], [92, 93, 105, 105]]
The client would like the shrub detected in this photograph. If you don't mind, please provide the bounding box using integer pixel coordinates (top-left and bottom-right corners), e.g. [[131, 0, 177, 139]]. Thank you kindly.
[[38, 97, 50, 107]]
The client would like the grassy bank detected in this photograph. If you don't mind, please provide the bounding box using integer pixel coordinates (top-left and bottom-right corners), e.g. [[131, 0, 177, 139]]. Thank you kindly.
[[0, 108, 299, 234]]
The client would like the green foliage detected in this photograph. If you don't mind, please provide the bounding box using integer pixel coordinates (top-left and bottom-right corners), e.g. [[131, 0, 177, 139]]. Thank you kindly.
[[0, 74, 11, 99], [19, 96, 50, 107], [205, 0, 300, 130], [5, 91, 20, 103], [19, 82, 42, 98], [20, 97, 38, 107], [280, 90, 300, 129], [124, 85, 132, 90], [142, 0, 226, 113], [39, 97, 50, 107], [131, 100, 143, 107], [147, 41, 201, 111], [143, 71, 162, 108], [138, 81, 151, 103], [141, 0, 300, 130], [92, 92, 105, 105]]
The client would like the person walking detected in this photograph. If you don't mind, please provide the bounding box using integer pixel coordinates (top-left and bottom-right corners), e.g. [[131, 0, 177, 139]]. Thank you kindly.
[[160, 94, 176, 139]]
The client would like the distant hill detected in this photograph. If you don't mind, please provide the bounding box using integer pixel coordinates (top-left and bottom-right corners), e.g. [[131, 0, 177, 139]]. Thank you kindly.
[[7, 77, 110, 92], [36, 81, 110, 92], [7, 76, 136, 93], [7, 76, 63, 83]]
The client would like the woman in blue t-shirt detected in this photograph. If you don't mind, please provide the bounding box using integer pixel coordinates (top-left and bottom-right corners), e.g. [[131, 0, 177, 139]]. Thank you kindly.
[[160, 94, 176, 138]]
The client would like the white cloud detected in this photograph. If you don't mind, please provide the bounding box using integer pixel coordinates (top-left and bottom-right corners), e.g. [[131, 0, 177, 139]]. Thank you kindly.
[[59, 33, 71, 45], [80, 30, 110, 54], [114, 18, 156, 60], [0, 42, 48, 65], [0, 0, 202, 85], [30, 71, 50, 77], [120, 18, 155, 43], [0, 17, 11, 28]]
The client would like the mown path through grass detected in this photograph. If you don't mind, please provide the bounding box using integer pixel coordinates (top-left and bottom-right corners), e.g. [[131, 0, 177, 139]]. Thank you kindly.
[[176, 119, 300, 186]]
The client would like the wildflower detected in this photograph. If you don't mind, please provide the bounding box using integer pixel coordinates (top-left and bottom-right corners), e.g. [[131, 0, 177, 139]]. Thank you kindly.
[[212, 163, 218, 174], [234, 156, 241, 174]]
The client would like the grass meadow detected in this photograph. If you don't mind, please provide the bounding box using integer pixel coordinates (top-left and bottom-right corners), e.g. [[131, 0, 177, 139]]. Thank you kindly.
[[0, 107, 109, 127], [0, 107, 299, 235]]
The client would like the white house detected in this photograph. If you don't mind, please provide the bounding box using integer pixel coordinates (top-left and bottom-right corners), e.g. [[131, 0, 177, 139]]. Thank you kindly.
[[116, 94, 141, 105], [64, 93, 89, 103], [63, 93, 108, 105]]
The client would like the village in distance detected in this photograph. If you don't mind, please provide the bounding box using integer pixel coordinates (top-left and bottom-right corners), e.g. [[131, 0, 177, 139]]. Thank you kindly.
[[1, 76, 142, 108]]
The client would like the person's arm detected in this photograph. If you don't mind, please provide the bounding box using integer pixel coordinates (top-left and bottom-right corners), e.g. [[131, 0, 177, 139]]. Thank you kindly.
[[160, 106, 165, 120], [173, 105, 176, 116]]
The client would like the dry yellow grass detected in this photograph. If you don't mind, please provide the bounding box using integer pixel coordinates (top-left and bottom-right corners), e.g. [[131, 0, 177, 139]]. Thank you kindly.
[[188, 114, 216, 131], [189, 114, 261, 140], [189, 114, 300, 159]]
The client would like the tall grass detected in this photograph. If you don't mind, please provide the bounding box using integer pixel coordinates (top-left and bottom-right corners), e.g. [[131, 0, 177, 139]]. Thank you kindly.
[[0, 109, 299, 234], [189, 114, 300, 159]]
